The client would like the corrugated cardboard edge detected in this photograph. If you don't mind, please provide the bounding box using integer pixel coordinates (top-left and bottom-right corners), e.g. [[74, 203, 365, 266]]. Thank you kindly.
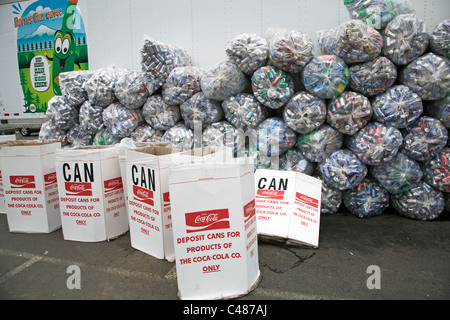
[[2, 140, 59, 147], [106, 230, 129, 242], [258, 234, 318, 249], [177, 272, 262, 300]]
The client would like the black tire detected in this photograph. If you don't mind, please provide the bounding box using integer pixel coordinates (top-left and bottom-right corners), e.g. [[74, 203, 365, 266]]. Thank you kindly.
[[20, 128, 31, 136]]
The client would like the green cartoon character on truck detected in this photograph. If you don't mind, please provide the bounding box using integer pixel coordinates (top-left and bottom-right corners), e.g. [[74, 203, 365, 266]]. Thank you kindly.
[[15, 0, 88, 113], [44, 0, 81, 95]]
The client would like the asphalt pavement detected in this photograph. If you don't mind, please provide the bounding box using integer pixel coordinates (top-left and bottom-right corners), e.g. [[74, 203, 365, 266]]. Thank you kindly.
[[1, 208, 449, 301], [1, 132, 449, 304]]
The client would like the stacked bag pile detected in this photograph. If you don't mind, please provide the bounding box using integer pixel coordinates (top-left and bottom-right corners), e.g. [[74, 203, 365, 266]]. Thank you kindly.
[[39, 0, 450, 221]]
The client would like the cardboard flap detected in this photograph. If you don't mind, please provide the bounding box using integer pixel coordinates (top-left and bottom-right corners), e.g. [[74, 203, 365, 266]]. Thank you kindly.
[[3, 140, 57, 147]]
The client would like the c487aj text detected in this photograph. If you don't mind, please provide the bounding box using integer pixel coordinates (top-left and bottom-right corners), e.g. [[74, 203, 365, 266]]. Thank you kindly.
[[183, 303, 267, 317]]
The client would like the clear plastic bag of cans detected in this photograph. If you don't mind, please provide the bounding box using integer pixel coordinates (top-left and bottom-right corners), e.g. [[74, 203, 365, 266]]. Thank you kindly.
[[257, 117, 296, 157], [162, 66, 203, 105], [313, 172, 343, 214], [140, 37, 191, 93], [423, 148, 450, 193], [66, 125, 93, 148], [399, 53, 450, 101], [302, 55, 349, 100], [161, 122, 194, 150], [371, 85, 422, 129], [78, 100, 104, 135], [169, 44, 192, 68], [318, 149, 368, 190], [84, 66, 121, 107], [114, 70, 149, 109], [251, 66, 294, 109], [318, 19, 383, 64], [59, 70, 91, 107], [296, 124, 344, 162], [142, 95, 181, 131], [279, 148, 315, 175], [200, 61, 247, 101], [283, 91, 326, 134], [391, 181, 445, 220], [343, 0, 414, 31], [348, 56, 397, 97], [401, 116, 448, 162], [38, 121, 67, 145], [222, 93, 267, 131], [348, 122, 403, 166], [202, 121, 240, 156], [430, 19, 450, 59], [131, 124, 165, 143], [102, 102, 143, 138], [327, 91, 373, 135], [93, 127, 121, 146], [383, 14, 429, 65], [370, 152, 423, 194], [423, 95, 450, 128], [267, 28, 315, 74], [343, 177, 390, 218], [47, 96, 79, 131], [226, 33, 269, 75], [180, 92, 223, 130]]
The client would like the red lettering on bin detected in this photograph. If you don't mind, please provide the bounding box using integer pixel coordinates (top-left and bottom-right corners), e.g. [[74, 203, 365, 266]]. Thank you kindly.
[[133, 185, 154, 206], [65, 182, 92, 196], [185, 209, 230, 233], [10, 175, 36, 189]]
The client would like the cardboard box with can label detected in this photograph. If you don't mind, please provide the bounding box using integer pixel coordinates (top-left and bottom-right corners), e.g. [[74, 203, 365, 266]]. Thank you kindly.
[[0, 141, 61, 233], [55, 146, 128, 242], [255, 169, 322, 248], [125, 145, 184, 261], [169, 162, 260, 300]]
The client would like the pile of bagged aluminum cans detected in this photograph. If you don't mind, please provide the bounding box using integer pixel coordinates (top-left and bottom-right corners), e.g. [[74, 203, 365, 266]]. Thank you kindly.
[[39, 0, 450, 221]]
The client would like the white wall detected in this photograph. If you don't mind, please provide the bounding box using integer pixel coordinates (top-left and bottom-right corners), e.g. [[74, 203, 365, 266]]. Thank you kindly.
[[79, 0, 450, 70]]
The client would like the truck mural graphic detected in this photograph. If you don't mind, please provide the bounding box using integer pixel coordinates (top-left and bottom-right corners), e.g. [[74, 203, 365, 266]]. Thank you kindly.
[[14, 0, 88, 113]]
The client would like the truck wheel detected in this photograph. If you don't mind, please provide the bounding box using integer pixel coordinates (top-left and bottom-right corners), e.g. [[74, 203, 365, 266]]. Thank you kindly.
[[20, 128, 31, 136]]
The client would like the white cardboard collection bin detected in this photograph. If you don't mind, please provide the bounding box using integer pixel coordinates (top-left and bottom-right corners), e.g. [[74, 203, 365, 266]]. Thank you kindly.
[[0, 141, 61, 233], [169, 161, 260, 300], [254, 169, 322, 248], [55, 146, 128, 242], [125, 144, 184, 261], [0, 137, 17, 214]]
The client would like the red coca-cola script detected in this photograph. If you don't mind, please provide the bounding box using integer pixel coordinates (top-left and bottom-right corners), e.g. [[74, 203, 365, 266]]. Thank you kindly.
[[185, 209, 230, 233], [133, 185, 154, 206], [44, 172, 57, 186], [65, 182, 92, 196], [104, 177, 123, 193], [295, 192, 319, 208], [256, 189, 285, 200], [10, 175, 36, 189], [163, 192, 170, 207], [243, 199, 256, 223]]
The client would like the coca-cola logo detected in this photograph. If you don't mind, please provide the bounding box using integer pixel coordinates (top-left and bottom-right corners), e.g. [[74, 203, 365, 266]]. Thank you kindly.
[[133, 185, 154, 206], [65, 182, 92, 196], [243, 199, 256, 223], [44, 172, 57, 186], [185, 209, 230, 233], [256, 189, 285, 200], [195, 213, 219, 224], [295, 192, 319, 208], [10, 175, 36, 189], [163, 192, 170, 207], [104, 177, 123, 193]]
